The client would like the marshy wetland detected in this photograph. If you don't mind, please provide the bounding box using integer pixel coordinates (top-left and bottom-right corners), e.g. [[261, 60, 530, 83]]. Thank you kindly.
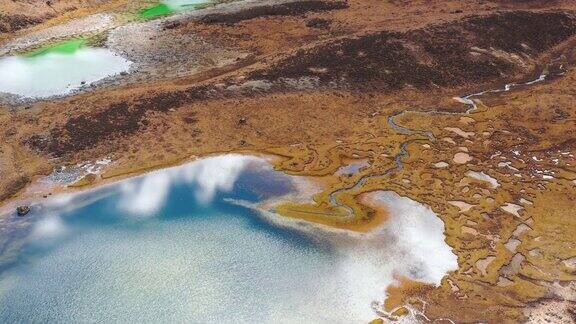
[[0, 0, 575, 322]]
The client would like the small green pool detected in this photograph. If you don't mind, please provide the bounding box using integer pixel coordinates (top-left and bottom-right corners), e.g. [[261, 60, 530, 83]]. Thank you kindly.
[[25, 39, 87, 57], [139, 0, 213, 19]]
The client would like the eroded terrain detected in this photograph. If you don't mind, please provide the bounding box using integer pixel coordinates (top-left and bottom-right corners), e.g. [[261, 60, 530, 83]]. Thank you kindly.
[[1, 0, 575, 322]]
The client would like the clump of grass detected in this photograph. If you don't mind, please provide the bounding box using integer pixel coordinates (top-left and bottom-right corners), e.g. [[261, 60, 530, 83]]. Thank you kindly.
[[84, 32, 108, 47]]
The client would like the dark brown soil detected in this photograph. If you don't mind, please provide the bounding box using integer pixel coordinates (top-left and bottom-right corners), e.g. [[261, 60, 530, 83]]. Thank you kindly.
[[25, 11, 576, 157], [200, 0, 348, 25], [0, 14, 45, 33], [306, 18, 331, 29], [0, 176, 29, 202], [249, 11, 576, 90], [44, 102, 143, 156], [35, 87, 213, 157], [459, 11, 576, 53]]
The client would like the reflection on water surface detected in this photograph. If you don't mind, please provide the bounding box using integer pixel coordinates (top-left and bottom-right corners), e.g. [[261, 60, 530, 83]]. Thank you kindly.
[[0, 154, 457, 323]]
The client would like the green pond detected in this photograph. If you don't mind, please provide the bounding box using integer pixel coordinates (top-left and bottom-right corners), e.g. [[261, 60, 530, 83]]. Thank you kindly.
[[140, 0, 213, 19]]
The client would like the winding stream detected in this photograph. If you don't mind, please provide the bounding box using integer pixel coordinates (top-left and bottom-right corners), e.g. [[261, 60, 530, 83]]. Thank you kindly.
[[328, 62, 563, 214]]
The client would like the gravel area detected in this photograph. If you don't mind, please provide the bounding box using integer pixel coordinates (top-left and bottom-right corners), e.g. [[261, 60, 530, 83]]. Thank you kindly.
[[0, 13, 115, 56]]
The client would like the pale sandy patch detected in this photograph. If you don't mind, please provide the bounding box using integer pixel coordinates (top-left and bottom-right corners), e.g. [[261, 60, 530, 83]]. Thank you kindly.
[[504, 238, 521, 253], [476, 256, 496, 276], [529, 249, 542, 257], [449, 200, 475, 212], [511, 223, 531, 237], [461, 226, 478, 236], [466, 171, 499, 188], [497, 276, 514, 287], [444, 127, 474, 138], [442, 137, 456, 145], [501, 203, 524, 217], [501, 253, 525, 277], [453, 152, 472, 164], [433, 161, 449, 168], [498, 161, 519, 171], [519, 198, 533, 205], [563, 257, 576, 269]]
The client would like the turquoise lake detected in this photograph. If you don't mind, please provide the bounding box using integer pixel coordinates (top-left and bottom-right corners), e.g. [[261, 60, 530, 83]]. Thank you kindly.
[[0, 154, 457, 323]]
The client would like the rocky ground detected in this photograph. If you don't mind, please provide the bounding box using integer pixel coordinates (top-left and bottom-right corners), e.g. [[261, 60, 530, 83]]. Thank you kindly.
[[0, 0, 575, 322], [0, 0, 117, 34]]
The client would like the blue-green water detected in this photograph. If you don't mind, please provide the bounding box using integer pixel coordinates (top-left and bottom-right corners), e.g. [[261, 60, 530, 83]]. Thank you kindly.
[[0, 154, 458, 323], [0, 155, 375, 323]]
